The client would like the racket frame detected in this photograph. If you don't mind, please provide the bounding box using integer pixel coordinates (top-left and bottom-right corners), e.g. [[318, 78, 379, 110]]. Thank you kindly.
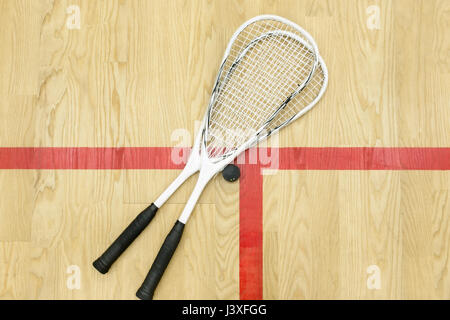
[[155, 15, 321, 221]]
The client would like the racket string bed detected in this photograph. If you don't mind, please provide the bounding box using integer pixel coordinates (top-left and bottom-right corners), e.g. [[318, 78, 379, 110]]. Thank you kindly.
[[207, 23, 318, 158], [267, 58, 326, 132], [209, 58, 327, 156], [212, 34, 314, 121]]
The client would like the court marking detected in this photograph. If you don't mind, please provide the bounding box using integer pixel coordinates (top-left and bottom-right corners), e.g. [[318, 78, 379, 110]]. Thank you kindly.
[[0, 147, 449, 299]]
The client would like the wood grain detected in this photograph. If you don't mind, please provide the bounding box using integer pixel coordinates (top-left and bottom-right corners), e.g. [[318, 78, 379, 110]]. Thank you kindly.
[[0, 0, 448, 299]]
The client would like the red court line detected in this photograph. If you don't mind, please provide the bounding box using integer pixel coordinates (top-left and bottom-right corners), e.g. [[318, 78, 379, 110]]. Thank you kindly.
[[0, 147, 186, 169], [276, 147, 450, 170], [0, 147, 448, 300], [0, 147, 448, 170], [238, 164, 263, 300]]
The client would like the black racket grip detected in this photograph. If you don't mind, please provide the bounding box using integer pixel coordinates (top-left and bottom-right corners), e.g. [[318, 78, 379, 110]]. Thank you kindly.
[[136, 221, 185, 300], [93, 203, 159, 274]]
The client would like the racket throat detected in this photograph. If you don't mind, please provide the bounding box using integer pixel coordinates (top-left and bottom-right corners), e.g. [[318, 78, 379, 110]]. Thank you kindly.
[[178, 165, 217, 224], [154, 153, 200, 208], [154, 130, 204, 208]]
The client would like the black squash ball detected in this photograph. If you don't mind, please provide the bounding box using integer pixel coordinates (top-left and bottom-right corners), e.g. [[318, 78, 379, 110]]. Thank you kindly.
[[222, 164, 240, 182]]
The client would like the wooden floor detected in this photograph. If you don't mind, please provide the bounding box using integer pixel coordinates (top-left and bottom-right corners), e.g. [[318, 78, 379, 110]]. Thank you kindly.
[[0, 0, 449, 299]]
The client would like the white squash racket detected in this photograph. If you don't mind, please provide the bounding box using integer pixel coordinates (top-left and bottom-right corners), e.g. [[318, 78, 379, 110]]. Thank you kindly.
[[92, 15, 327, 300]]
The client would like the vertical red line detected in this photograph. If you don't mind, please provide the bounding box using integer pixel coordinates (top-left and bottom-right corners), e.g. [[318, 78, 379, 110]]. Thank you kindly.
[[239, 163, 263, 300]]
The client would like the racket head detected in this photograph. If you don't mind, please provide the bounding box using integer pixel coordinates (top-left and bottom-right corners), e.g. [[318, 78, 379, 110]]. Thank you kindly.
[[203, 15, 320, 161]]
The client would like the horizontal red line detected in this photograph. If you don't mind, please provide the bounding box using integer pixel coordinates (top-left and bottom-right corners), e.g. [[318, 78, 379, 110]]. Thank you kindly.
[[0, 147, 448, 170], [276, 147, 450, 170], [0, 147, 184, 169]]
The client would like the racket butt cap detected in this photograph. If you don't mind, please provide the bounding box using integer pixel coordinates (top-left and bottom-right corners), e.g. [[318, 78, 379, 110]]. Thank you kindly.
[[93, 258, 110, 274], [136, 287, 154, 300]]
